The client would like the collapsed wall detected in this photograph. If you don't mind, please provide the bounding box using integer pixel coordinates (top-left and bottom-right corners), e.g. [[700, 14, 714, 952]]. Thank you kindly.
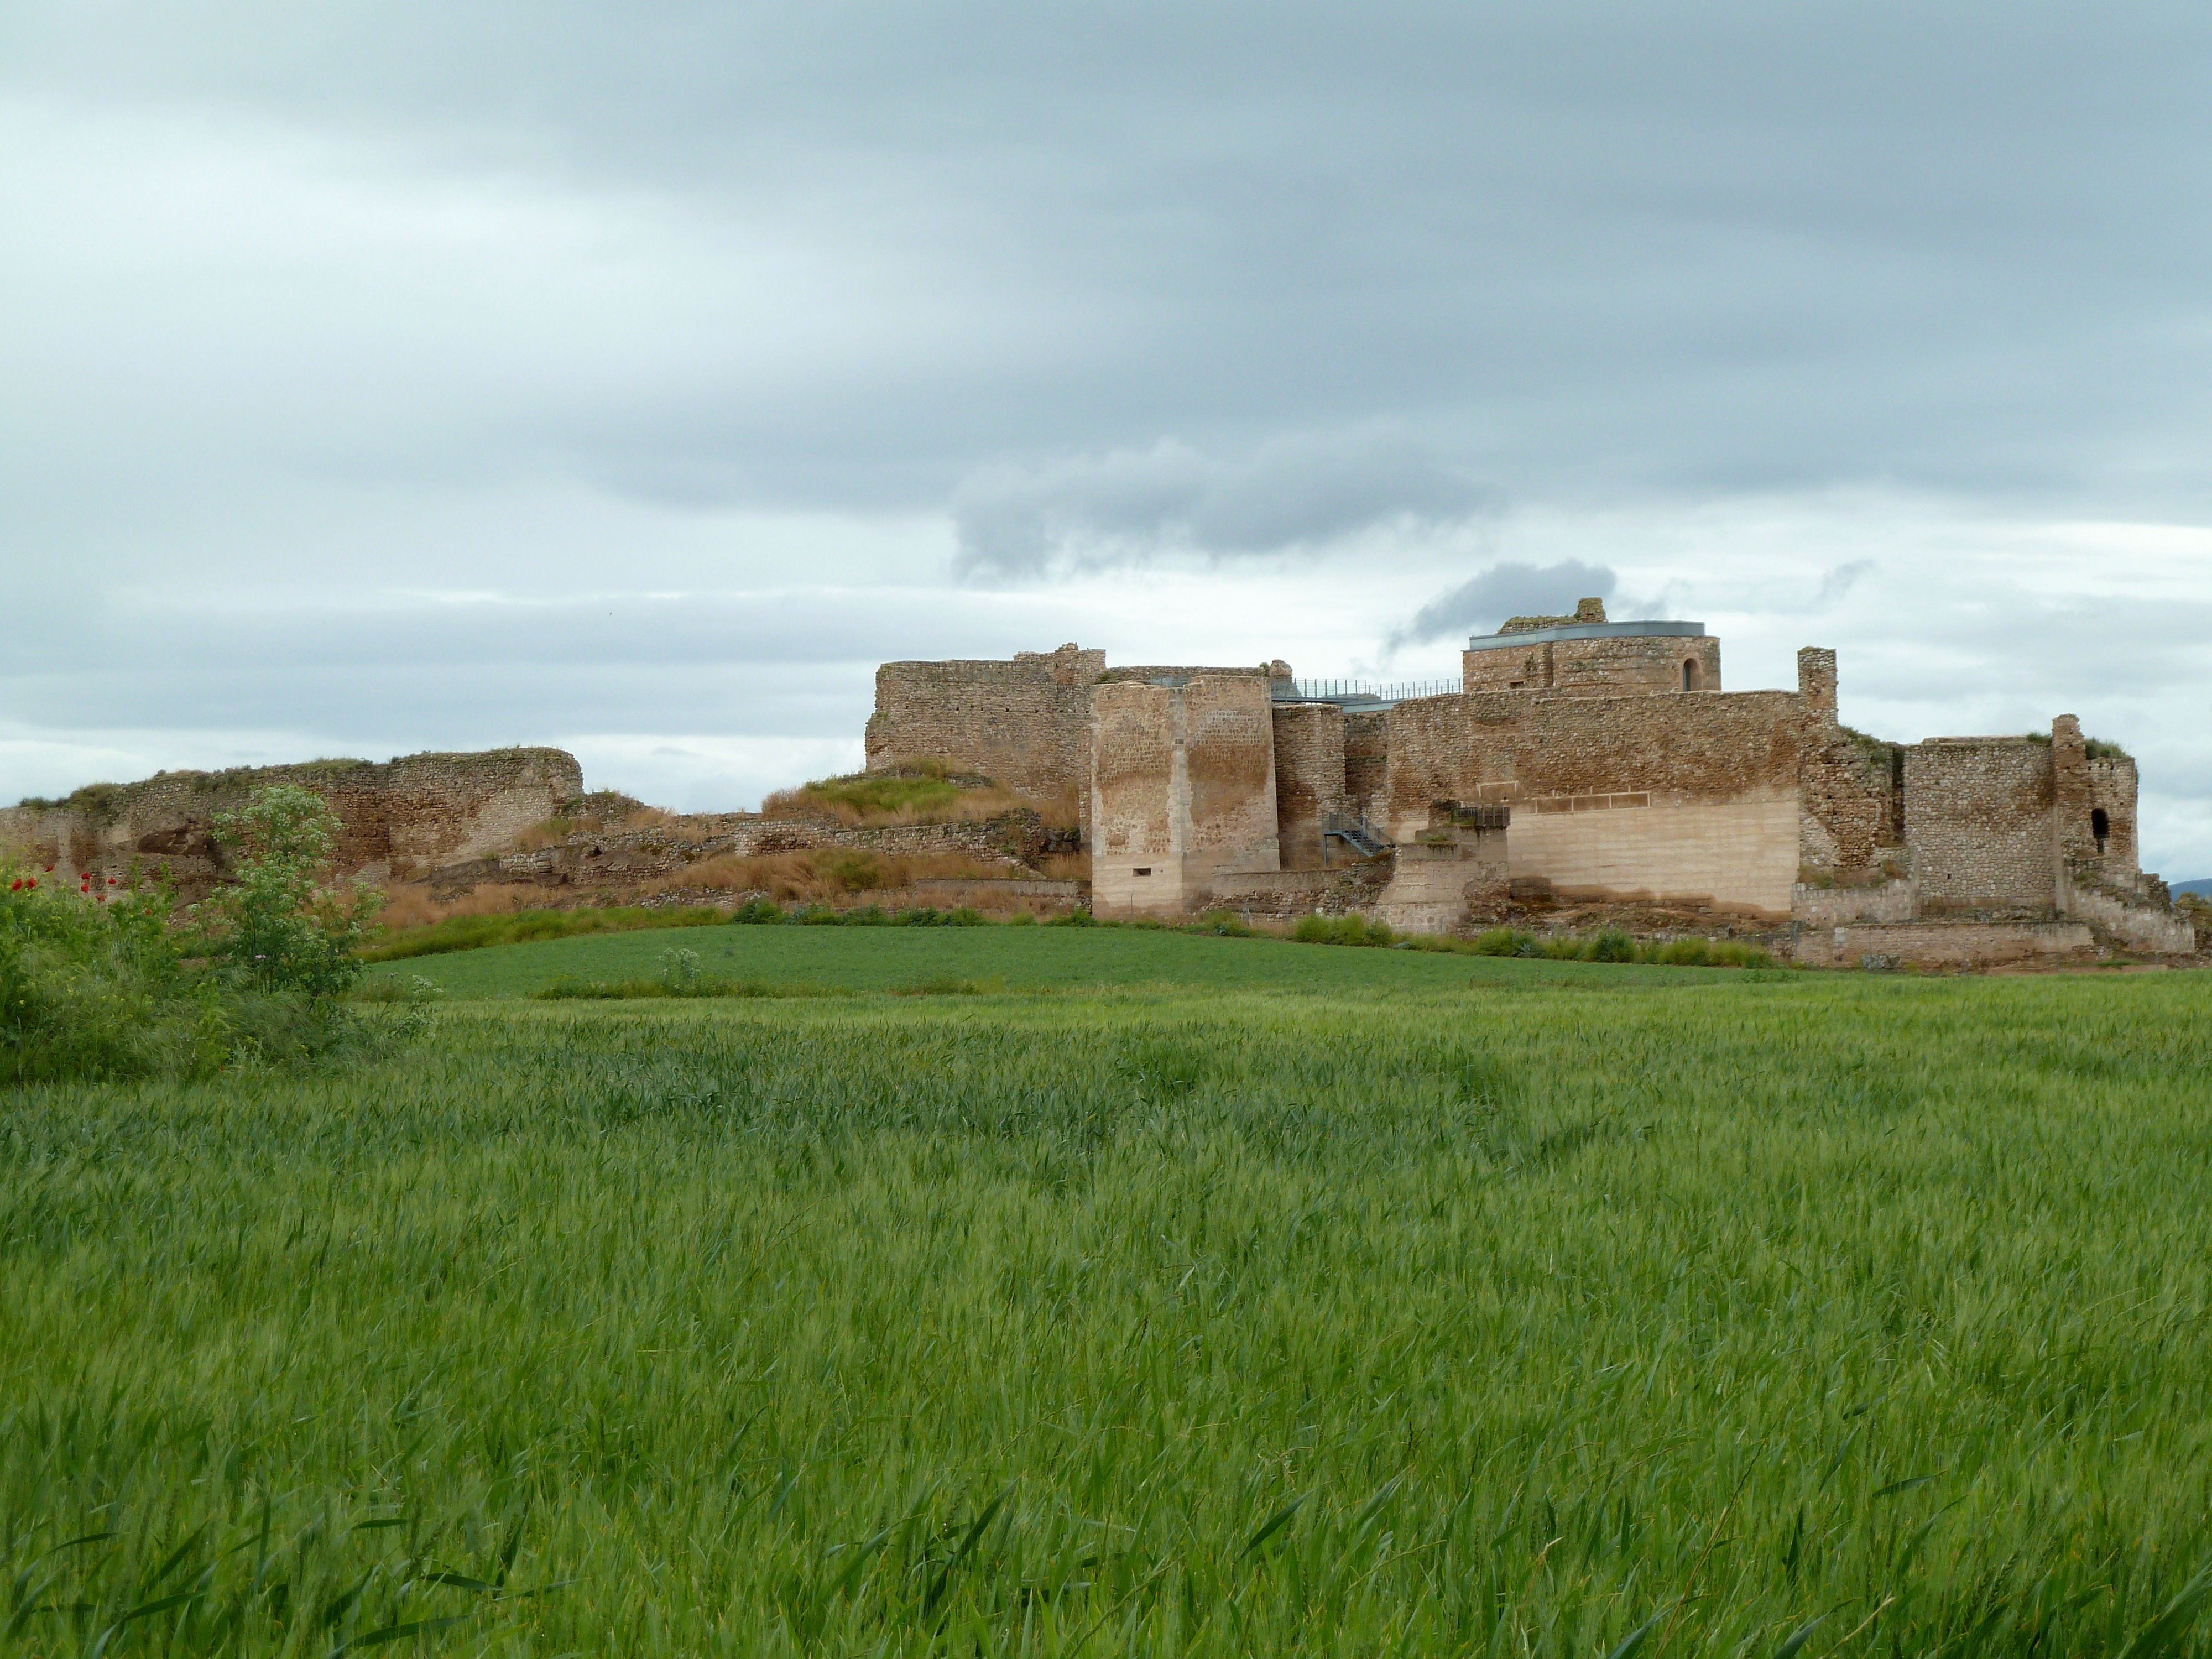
[[0, 748, 582, 893]]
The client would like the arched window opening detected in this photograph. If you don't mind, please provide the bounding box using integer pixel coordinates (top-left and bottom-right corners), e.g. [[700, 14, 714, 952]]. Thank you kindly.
[[2091, 807, 2110, 851], [1682, 659, 1699, 692]]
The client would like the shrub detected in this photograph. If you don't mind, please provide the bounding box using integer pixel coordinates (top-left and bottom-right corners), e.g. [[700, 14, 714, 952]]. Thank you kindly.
[[1587, 929, 1637, 963], [945, 907, 988, 927], [729, 898, 785, 925], [1710, 941, 1772, 969], [1047, 907, 1097, 927], [1655, 937, 1713, 966], [1471, 928, 1530, 957], [1292, 913, 1394, 947], [202, 786, 381, 997]]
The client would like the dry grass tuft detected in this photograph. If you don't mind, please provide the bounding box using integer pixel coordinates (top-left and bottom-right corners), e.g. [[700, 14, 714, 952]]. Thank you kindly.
[[376, 882, 552, 932], [643, 849, 1021, 902], [763, 761, 1079, 832]]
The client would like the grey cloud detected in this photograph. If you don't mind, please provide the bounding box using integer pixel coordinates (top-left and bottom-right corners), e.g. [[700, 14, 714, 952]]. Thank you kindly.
[[1385, 561, 1617, 654], [952, 435, 1491, 580], [1817, 561, 1876, 608]]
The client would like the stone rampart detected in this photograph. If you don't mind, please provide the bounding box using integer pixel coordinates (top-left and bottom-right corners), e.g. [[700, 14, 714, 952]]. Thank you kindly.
[[1794, 920, 2093, 968], [1383, 688, 1803, 917], [2, 748, 581, 892], [1271, 702, 1345, 870], [1902, 738, 2055, 912], [1089, 676, 1279, 916], [864, 643, 1103, 804]]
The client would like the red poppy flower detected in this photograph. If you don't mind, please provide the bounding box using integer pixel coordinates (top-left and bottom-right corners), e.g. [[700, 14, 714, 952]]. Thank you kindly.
[[108, 876, 118, 885]]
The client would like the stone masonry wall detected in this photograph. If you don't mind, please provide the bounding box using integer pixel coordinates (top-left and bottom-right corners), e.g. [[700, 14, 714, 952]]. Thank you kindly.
[[1901, 738, 2056, 912], [1088, 676, 1279, 916], [1550, 633, 1723, 696], [1271, 702, 1345, 869], [1463, 631, 1721, 695], [864, 644, 1104, 802], [1089, 681, 1180, 914], [1796, 655, 1903, 882], [2087, 755, 2140, 885], [1794, 920, 2093, 968], [1343, 711, 1389, 821], [1383, 688, 1804, 916], [1, 748, 581, 893]]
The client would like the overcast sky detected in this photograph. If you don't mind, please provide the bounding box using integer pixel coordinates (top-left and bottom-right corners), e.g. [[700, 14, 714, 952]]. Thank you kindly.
[[6, 2, 2211, 872]]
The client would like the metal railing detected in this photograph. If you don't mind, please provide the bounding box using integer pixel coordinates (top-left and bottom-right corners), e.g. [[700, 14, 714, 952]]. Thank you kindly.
[[1274, 677, 1462, 705], [1324, 812, 1394, 855]]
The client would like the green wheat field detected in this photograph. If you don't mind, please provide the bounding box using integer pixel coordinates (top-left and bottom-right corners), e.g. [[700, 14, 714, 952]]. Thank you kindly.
[[7, 933, 2212, 1655]]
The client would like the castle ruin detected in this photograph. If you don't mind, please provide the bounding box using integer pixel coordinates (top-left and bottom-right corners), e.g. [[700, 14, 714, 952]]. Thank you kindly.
[[868, 604, 2195, 964]]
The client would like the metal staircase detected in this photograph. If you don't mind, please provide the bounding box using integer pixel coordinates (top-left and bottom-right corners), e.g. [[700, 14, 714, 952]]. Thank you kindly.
[[1324, 813, 1393, 858]]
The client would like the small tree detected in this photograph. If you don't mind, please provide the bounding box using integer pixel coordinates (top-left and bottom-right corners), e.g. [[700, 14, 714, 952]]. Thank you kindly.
[[207, 785, 382, 996]]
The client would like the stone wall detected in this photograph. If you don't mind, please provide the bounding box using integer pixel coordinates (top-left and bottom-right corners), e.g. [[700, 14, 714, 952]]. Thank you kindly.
[[1462, 627, 1721, 695], [1379, 802, 1511, 932], [1902, 738, 2055, 912], [1343, 711, 1389, 821], [1272, 702, 1345, 869], [2087, 755, 2140, 885], [1088, 676, 1279, 916], [1550, 633, 1724, 696], [1383, 688, 1804, 917], [864, 643, 1104, 802], [1794, 919, 2094, 968], [1791, 880, 1919, 926], [1, 748, 581, 892]]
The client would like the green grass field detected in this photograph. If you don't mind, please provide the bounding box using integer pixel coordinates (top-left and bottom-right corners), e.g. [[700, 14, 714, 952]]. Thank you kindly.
[[7, 943, 2212, 1656], [361, 920, 1727, 999]]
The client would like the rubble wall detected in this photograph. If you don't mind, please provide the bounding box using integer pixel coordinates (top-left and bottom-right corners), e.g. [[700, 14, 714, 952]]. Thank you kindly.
[[864, 644, 1104, 801], [1902, 739, 2056, 912], [1271, 702, 1344, 870]]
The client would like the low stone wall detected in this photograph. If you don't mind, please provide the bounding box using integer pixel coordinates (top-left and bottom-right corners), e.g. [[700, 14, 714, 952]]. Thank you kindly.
[[1794, 920, 2094, 968], [2060, 880, 2200, 955], [1207, 860, 1392, 920], [1792, 880, 1918, 925], [427, 811, 1046, 895], [909, 878, 1083, 906]]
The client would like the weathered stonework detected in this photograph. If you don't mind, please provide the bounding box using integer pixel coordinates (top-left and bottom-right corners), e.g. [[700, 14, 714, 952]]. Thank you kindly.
[[855, 620, 2193, 959], [1089, 676, 1280, 916], [1271, 702, 1345, 869], [1379, 802, 1512, 932], [863, 643, 1104, 807], [0, 749, 581, 894]]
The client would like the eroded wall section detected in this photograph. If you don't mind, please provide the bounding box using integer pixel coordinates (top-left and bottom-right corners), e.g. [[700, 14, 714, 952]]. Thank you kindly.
[[1383, 690, 1803, 917], [1089, 676, 1278, 915], [865, 643, 1104, 801]]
